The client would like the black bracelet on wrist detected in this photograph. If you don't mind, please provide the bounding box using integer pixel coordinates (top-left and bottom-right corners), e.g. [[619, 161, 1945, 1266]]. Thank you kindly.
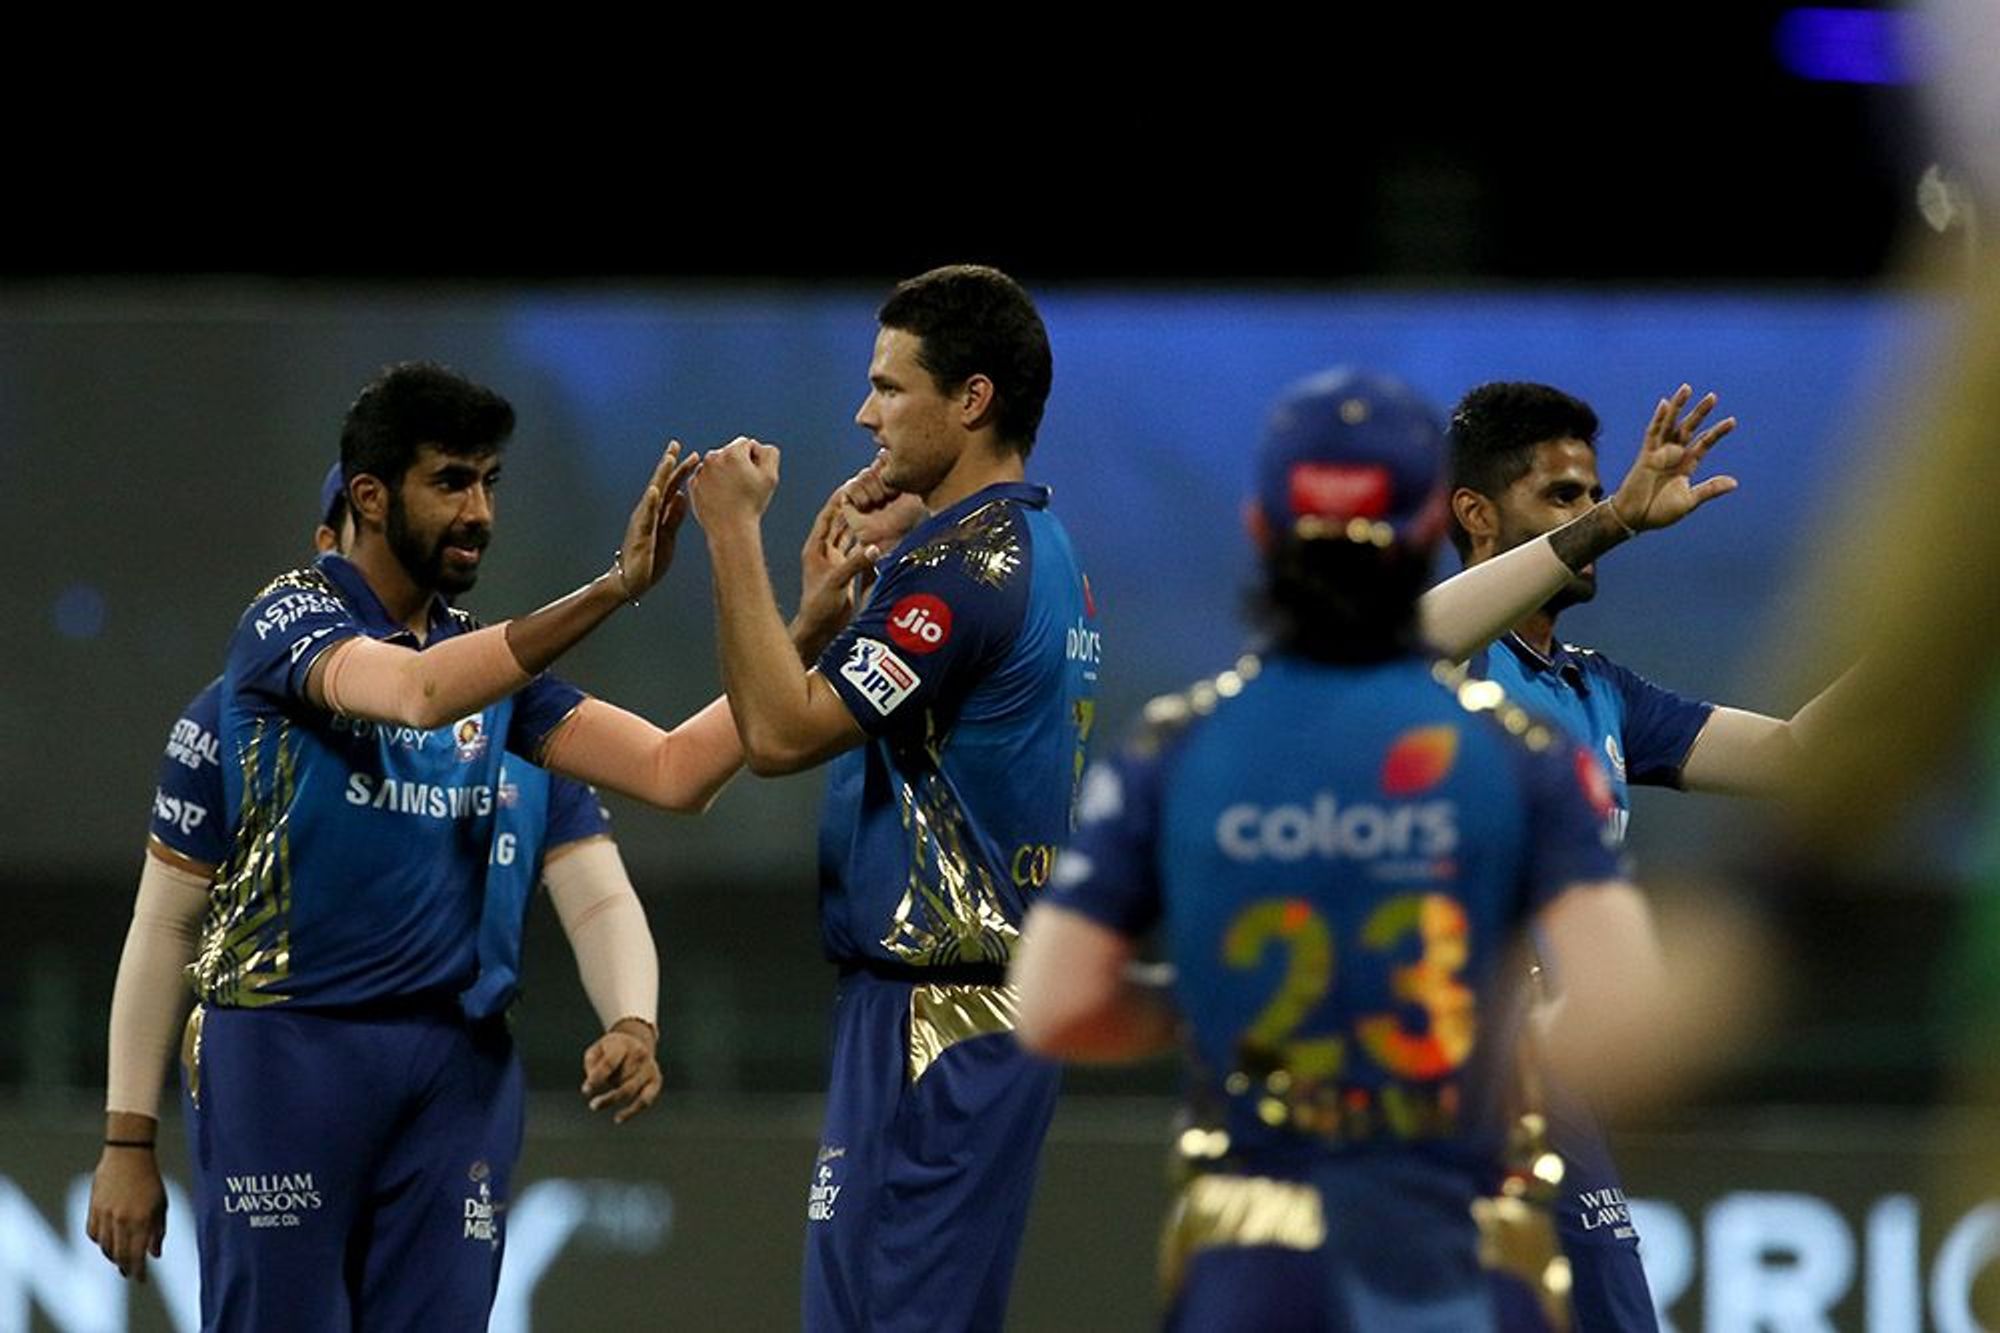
[[103, 1139, 156, 1149]]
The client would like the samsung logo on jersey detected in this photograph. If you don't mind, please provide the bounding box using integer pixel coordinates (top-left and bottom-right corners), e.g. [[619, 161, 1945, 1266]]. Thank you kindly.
[[1216, 795, 1458, 863], [344, 774, 494, 819]]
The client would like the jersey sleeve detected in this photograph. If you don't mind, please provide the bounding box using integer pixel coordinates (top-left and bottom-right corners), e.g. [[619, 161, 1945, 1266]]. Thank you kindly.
[[225, 574, 364, 709], [1041, 736, 1173, 939], [1515, 739, 1632, 916], [507, 672, 588, 759], [543, 772, 612, 851], [1602, 658, 1715, 788], [814, 551, 1019, 737], [148, 679, 230, 866]]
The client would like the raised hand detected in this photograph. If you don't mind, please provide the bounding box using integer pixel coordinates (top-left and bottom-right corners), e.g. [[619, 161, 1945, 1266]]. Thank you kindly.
[[838, 451, 927, 552], [614, 440, 703, 601], [1606, 384, 1740, 533], [688, 436, 783, 531], [793, 475, 885, 660]]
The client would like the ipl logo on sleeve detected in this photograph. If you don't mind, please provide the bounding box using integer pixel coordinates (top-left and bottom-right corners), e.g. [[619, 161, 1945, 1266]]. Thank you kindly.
[[840, 638, 921, 716]]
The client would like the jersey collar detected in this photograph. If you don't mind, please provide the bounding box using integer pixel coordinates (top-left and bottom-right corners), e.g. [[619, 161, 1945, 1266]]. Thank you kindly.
[[1500, 632, 1592, 695], [887, 481, 1050, 561], [315, 552, 458, 645]]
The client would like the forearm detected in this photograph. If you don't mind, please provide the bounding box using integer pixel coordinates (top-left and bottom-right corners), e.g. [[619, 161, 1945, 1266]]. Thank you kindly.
[[542, 696, 743, 814], [1420, 508, 1632, 661], [105, 852, 209, 1120], [546, 840, 659, 1033], [1012, 908, 1181, 1063], [314, 571, 627, 728], [707, 521, 828, 772]]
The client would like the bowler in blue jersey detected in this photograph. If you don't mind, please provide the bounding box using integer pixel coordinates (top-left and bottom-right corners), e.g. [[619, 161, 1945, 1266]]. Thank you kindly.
[[83, 363, 752, 1328], [1447, 380, 1850, 1332], [689, 265, 1096, 1332], [1012, 367, 1669, 1333]]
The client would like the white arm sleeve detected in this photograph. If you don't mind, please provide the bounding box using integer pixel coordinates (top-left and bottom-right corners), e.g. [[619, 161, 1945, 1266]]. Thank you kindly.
[[1418, 535, 1571, 662], [544, 839, 659, 1033], [105, 852, 210, 1117]]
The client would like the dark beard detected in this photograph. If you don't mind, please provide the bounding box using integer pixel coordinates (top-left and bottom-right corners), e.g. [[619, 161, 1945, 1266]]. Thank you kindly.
[[386, 494, 485, 597], [1542, 568, 1597, 615]]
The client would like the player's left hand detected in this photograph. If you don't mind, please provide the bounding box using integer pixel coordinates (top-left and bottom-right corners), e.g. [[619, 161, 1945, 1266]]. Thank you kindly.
[[838, 451, 927, 552], [689, 436, 782, 529], [1606, 383, 1740, 533], [582, 1019, 663, 1125]]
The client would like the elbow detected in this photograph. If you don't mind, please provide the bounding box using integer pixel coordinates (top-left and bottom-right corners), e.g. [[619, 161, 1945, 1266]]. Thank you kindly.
[[1012, 1002, 1073, 1060], [740, 727, 816, 777]]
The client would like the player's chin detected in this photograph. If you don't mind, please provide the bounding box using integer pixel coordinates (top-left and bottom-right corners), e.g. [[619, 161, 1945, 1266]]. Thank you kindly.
[[1547, 574, 1597, 612], [436, 564, 482, 597]]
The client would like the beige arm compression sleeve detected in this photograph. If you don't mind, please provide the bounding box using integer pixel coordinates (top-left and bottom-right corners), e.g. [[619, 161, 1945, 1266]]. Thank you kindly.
[[544, 839, 659, 1032], [1418, 535, 1571, 662], [105, 852, 211, 1117], [540, 696, 743, 815], [317, 626, 530, 729]]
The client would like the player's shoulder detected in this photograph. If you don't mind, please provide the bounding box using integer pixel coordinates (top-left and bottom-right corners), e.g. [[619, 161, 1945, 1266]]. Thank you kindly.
[[181, 674, 226, 725], [1427, 659, 1568, 764], [897, 494, 1034, 592], [1127, 655, 1267, 759]]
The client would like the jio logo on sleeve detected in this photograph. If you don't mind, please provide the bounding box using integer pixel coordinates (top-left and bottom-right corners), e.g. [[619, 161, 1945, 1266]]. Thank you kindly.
[[887, 594, 954, 654]]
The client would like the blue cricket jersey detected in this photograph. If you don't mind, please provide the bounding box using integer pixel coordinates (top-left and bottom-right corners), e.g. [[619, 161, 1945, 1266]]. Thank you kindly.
[[1469, 635, 1714, 845], [814, 481, 1099, 970], [152, 680, 612, 1019], [1047, 654, 1627, 1181], [202, 552, 585, 1010]]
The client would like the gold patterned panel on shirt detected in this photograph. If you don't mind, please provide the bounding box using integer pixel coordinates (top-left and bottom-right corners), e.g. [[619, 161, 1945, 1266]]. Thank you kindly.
[[190, 718, 295, 1007], [899, 500, 1024, 590], [879, 765, 1019, 969], [1158, 1172, 1327, 1299], [906, 982, 1022, 1084]]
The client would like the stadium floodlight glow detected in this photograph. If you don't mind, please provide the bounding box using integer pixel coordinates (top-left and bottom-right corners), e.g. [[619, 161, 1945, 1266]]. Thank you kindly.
[[1775, 7, 1924, 85]]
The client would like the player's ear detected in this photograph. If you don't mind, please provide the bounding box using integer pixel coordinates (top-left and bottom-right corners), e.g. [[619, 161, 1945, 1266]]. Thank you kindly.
[[958, 374, 997, 432], [350, 474, 390, 527], [1242, 500, 1273, 554], [1450, 487, 1496, 551], [313, 524, 339, 554]]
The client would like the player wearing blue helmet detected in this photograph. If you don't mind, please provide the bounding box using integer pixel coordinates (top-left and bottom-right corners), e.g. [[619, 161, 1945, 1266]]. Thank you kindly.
[[1013, 367, 1673, 1332]]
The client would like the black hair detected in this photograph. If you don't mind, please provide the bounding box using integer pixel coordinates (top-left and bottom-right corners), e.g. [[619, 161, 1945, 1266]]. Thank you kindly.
[[339, 362, 515, 489], [1445, 381, 1599, 558], [1252, 538, 1432, 664], [878, 264, 1053, 456]]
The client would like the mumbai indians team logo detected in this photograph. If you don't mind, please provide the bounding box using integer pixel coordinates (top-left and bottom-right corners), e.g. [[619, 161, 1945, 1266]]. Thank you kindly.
[[453, 714, 489, 763]]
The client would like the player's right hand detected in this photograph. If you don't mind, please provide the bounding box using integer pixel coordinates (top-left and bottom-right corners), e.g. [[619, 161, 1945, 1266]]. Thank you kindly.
[[1607, 383, 1740, 533], [793, 476, 884, 659], [689, 435, 782, 530], [86, 1150, 167, 1283], [615, 439, 704, 601], [837, 451, 927, 552]]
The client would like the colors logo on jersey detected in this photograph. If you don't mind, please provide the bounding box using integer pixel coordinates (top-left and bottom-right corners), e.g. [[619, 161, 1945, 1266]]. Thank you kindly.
[[1380, 725, 1459, 796], [1216, 795, 1458, 863], [453, 715, 488, 762], [1288, 462, 1391, 520], [1573, 747, 1618, 821], [840, 638, 920, 715], [887, 594, 953, 654]]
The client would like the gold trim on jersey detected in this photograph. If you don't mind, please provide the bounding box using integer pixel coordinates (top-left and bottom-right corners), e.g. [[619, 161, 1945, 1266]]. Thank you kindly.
[[1158, 1173, 1327, 1300], [1474, 1195, 1573, 1331], [1430, 659, 1557, 752], [879, 765, 1019, 968], [180, 1005, 207, 1108], [906, 982, 1021, 1084], [900, 500, 1024, 590], [191, 718, 295, 1006]]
